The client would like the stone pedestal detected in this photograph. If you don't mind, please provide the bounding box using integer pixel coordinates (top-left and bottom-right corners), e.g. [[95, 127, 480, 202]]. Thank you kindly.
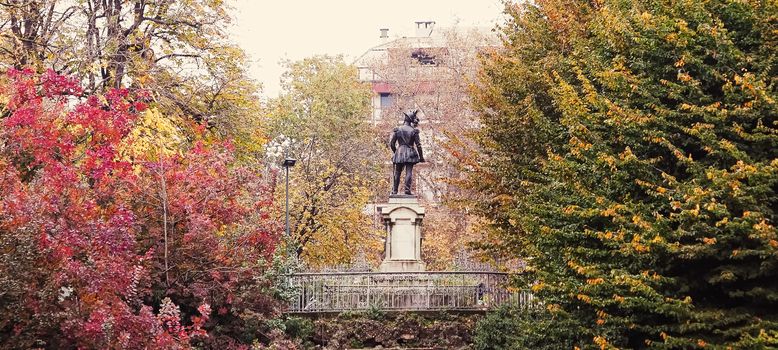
[[379, 195, 426, 272]]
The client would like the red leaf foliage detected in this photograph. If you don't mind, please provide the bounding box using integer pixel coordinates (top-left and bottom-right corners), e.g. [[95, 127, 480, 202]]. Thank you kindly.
[[0, 70, 280, 349]]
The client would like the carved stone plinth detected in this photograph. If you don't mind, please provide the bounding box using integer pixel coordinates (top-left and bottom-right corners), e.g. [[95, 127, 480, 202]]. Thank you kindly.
[[379, 195, 426, 272]]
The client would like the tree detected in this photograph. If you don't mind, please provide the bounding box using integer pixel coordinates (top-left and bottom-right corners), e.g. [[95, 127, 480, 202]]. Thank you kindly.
[[129, 137, 283, 347], [468, 0, 778, 348], [0, 69, 279, 348], [264, 55, 384, 268], [0, 0, 264, 156]]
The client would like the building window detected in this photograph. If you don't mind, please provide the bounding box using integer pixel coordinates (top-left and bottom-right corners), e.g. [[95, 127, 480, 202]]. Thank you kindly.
[[411, 49, 437, 66], [380, 93, 393, 109]]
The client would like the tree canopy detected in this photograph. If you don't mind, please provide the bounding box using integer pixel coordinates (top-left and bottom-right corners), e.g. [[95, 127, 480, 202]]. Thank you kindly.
[[0, 0, 264, 156], [468, 0, 777, 348], [264, 55, 384, 268], [0, 69, 279, 348]]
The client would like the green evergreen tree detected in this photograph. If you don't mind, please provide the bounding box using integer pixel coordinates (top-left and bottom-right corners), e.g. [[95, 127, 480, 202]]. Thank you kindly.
[[468, 0, 777, 348]]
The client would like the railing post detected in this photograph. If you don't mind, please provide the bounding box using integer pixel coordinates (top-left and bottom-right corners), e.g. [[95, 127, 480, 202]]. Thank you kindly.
[[366, 274, 371, 308], [426, 276, 431, 309]]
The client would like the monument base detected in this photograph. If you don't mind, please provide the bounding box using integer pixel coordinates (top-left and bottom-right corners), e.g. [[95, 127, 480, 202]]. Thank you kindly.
[[379, 195, 426, 272], [379, 259, 427, 272]]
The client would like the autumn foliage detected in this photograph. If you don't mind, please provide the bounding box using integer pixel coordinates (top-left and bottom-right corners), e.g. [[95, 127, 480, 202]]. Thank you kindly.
[[264, 56, 383, 268], [468, 0, 777, 348], [0, 69, 280, 348]]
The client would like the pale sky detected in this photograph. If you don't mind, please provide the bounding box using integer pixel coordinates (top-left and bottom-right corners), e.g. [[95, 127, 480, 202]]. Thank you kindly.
[[230, 0, 506, 98]]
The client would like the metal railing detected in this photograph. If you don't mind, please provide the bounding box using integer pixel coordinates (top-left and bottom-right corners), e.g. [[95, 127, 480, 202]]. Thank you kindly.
[[285, 271, 535, 313]]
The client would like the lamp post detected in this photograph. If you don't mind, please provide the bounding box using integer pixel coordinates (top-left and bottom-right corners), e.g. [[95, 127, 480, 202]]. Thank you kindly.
[[266, 134, 297, 258], [282, 152, 296, 241]]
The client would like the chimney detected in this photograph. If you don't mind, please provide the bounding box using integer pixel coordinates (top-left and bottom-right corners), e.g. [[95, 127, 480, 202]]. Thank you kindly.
[[380, 28, 389, 39], [414, 21, 435, 37]]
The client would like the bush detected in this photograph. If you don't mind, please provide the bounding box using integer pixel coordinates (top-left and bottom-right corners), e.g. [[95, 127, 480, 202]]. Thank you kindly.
[[473, 306, 584, 350], [283, 317, 314, 342]]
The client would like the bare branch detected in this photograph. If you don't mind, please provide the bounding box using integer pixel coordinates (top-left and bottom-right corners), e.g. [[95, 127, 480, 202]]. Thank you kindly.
[[154, 52, 200, 63]]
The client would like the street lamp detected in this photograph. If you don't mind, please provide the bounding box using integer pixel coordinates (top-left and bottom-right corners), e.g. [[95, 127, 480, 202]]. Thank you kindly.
[[282, 153, 296, 240], [265, 134, 297, 257]]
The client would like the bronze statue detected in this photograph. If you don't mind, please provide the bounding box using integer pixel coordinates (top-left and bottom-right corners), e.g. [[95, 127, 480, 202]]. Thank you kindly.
[[389, 110, 424, 195]]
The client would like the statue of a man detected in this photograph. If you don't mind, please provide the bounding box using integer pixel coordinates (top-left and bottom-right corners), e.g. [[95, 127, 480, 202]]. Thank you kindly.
[[389, 110, 425, 195]]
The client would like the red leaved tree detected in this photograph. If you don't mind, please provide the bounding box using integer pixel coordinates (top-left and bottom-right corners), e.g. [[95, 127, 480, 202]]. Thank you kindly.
[[131, 140, 283, 347], [0, 69, 280, 349]]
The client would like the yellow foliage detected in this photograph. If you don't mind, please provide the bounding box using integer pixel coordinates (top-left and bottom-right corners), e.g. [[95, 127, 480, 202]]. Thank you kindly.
[[632, 215, 651, 229], [121, 108, 187, 162], [288, 183, 382, 268], [754, 220, 775, 235], [688, 204, 701, 217], [568, 260, 594, 275], [674, 56, 686, 68], [576, 294, 592, 303], [546, 303, 562, 313], [619, 147, 636, 161], [569, 136, 593, 155], [593, 335, 609, 349], [601, 204, 624, 217]]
